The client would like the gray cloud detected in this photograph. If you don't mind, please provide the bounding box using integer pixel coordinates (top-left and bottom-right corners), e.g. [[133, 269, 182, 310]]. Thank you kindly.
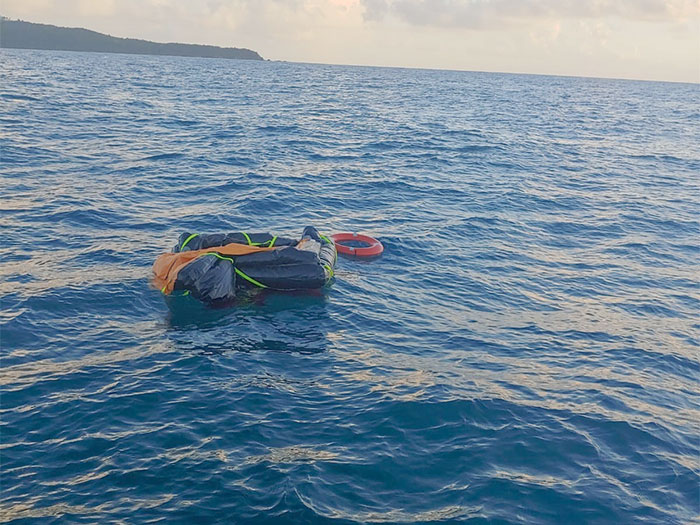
[[361, 0, 699, 28]]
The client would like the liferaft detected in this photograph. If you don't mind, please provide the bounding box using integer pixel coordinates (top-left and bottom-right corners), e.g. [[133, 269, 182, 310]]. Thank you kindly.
[[152, 226, 336, 303]]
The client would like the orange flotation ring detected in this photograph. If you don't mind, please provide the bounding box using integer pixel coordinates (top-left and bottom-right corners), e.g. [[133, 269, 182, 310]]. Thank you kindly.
[[330, 233, 383, 257]]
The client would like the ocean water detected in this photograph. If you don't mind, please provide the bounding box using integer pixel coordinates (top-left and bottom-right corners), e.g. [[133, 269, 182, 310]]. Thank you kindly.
[[1, 49, 699, 524]]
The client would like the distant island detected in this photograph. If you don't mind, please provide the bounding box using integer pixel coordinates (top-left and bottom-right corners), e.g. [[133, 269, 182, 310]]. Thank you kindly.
[[0, 18, 264, 61]]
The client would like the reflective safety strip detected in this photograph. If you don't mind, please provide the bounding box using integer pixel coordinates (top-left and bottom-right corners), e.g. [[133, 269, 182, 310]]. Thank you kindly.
[[180, 233, 199, 251], [235, 268, 268, 288], [324, 264, 334, 279]]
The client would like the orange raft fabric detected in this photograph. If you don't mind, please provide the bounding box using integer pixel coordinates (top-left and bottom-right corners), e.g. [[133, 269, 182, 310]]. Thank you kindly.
[[152, 242, 276, 295]]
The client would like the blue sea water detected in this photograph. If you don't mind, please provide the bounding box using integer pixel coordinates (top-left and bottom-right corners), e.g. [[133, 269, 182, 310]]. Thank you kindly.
[[1, 48, 699, 524]]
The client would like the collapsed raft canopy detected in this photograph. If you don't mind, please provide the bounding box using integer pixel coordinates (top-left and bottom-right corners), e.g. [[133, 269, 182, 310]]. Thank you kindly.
[[153, 226, 337, 304]]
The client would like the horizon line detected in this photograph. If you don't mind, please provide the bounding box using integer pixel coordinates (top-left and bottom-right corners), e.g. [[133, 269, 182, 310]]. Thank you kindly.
[[2, 15, 697, 85]]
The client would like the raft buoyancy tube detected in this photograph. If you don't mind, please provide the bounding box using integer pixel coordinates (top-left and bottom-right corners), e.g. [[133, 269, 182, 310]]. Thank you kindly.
[[174, 252, 236, 303], [174, 232, 297, 253], [235, 226, 336, 290]]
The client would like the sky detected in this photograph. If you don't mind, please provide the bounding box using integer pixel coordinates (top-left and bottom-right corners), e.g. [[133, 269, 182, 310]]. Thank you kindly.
[[2, 0, 699, 83]]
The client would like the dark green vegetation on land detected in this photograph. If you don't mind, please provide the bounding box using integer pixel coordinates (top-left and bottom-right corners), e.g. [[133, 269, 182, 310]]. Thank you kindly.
[[0, 18, 263, 60]]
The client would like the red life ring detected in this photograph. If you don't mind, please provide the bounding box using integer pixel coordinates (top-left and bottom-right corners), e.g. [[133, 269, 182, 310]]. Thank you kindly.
[[330, 233, 383, 257]]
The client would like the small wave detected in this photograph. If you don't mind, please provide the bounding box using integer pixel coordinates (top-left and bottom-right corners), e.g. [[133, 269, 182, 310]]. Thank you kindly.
[[126, 100, 155, 108], [244, 446, 345, 465], [257, 124, 298, 133], [140, 152, 185, 161], [456, 144, 503, 153], [164, 119, 199, 127], [0, 93, 40, 101]]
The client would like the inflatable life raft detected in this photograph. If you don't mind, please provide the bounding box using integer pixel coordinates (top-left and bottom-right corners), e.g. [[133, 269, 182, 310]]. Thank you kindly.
[[153, 226, 336, 303]]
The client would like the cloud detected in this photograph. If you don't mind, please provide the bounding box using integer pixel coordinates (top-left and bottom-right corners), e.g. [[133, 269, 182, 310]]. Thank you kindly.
[[362, 0, 389, 21], [360, 0, 700, 28]]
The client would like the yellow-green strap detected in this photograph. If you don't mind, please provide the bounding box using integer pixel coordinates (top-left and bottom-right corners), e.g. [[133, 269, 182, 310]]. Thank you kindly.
[[323, 264, 334, 280], [180, 233, 199, 251], [241, 232, 277, 247], [319, 234, 337, 263], [235, 268, 268, 288], [200, 252, 234, 263], [199, 252, 268, 288]]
